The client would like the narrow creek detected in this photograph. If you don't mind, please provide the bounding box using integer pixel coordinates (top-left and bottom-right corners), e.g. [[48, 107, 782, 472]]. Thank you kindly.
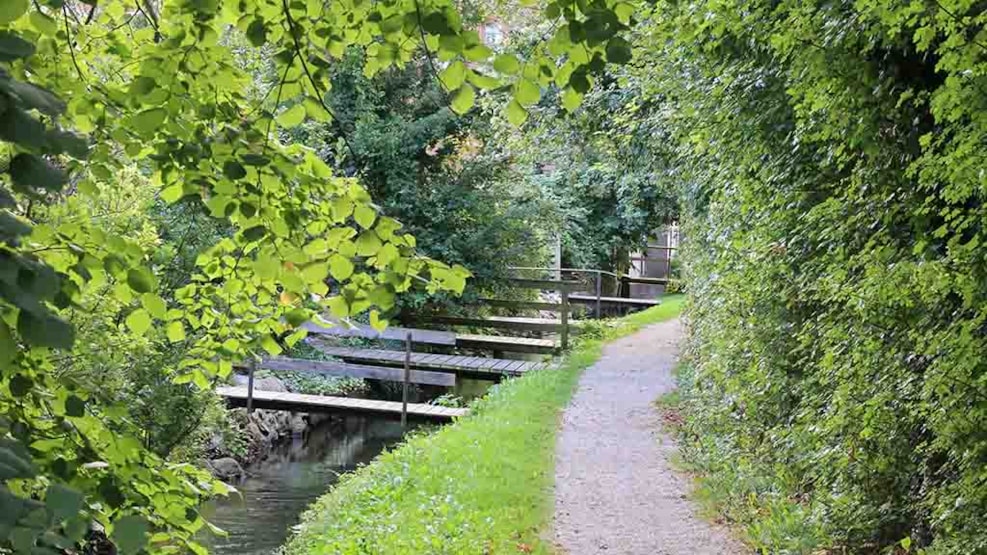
[[200, 416, 416, 555]]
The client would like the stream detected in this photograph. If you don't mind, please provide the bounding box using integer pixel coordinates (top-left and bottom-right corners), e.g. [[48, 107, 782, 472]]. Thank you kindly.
[[200, 416, 414, 555]]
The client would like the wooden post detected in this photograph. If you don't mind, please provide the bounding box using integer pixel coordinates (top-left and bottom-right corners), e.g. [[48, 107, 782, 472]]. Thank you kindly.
[[594, 271, 602, 318], [246, 357, 256, 414], [562, 289, 570, 349], [401, 331, 411, 428]]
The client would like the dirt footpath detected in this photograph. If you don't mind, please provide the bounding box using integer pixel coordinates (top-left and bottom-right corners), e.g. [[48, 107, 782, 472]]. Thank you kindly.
[[553, 318, 745, 554]]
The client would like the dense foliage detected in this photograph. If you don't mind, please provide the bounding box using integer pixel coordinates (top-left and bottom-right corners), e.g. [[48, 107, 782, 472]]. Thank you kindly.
[[629, 1, 987, 552], [299, 49, 555, 295], [0, 0, 635, 551], [499, 67, 677, 273]]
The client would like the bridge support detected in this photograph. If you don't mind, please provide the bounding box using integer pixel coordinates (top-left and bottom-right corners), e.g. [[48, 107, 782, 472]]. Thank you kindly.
[[401, 331, 411, 428], [247, 357, 256, 414]]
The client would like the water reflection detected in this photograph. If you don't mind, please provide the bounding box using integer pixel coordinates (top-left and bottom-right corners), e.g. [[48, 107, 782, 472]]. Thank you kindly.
[[201, 416, 412, 555]]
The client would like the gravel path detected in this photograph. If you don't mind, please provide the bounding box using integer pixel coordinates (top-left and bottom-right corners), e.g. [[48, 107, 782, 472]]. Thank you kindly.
[[553, 318, 746, 554]]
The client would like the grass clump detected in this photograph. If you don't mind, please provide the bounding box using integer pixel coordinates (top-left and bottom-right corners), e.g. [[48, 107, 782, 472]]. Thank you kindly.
[[283, 295, 684, 555]]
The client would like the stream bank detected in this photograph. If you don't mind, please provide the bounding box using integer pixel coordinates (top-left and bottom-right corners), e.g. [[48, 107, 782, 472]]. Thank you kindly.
[[201, 416, 412, 554], [202, 375, 339, 481]]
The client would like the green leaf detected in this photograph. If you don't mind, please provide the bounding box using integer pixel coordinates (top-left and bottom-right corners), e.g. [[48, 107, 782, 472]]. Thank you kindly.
[[223, 160, 247, 180], [328, 254, 354, 281], [375, 242, 400, 267], [111, 515, 149, 555], [284, 308, 309, 327], [301, 262, 329, 284], [0, 439, 36, 479], [304, 96, 331, 122], [246, 18, 267, 47], [464, 43, 492, 62], [242, 225, 267, 242], [277, 104, 306, 128], [569, 70, 590, 94], [140, 293, 167, 319], [506, 100, 528, 126], [326, 296, 349, 318], [369, 310, 387, 332], [0, 320, 13, 365], [29, 11, 57, 36], [241, 153, 270, 167], [16, 310, 74, 349], [6, 79, 66, 115], [131, 108, 167, 137], [8, 374, 31, 397], [605, 37, 632, 64], [0, 1, 28, 25], [354, 231, 383, 256], [468, 71, 501, 90], [46, 129, 88, 157], [259, 334, 282, 356], [451, 84, 475, 115], [160, 184, 184, 203], [125, 309, 152, 335], [165, 321, 185, 343], [562, 87, 583, 112], [9, 154, 67, 192], [45, 484, 83, 523], [613, 2, 635, 23], [421, 12, 450, 35], [0, 107, 45, 148], [126, 268, 153, 294], [64, 395, 85, 417], [439, 61, 467, 90], [493, 54, 520, 75], [516, 79, 540, 106], [353, 204, 377, 229]]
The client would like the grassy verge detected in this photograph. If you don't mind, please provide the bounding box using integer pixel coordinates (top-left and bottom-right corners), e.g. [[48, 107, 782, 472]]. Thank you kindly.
[[283, 295, 684, 555], [661, 361, 830, 552]]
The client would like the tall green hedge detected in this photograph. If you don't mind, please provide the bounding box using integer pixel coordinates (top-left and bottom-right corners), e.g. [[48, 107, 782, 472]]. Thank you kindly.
[[636, 1, 987, 552]]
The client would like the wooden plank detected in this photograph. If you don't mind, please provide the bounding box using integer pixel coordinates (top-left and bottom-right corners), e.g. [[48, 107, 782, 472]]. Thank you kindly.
[[619, 276, 673, 286], [307, 344, 555, 376], [456, 333, 557, 354], [507, 278, 583, 292], [415, 315, 579, 333], [257, 356, 455, 386], [490, 359, 515, 371], [560, 288, 569, 349], [506, 360, 529, 373], [477, 298, 564, 312], [569, 295, 660, 307], [217, 387, 467, 421], [453, 356, 486, 369], [303, 320, 457, 346]]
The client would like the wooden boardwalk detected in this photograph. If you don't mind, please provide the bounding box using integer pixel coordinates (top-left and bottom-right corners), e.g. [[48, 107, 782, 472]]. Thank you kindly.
[[456, 333, 557, 354], [568, 295, 659, 308], [311, 345, 551, 379], [303, 320, 457, 345], [217, 387, 468, 421], [416, 315, 582, 334], [255, 356, 455, 386]]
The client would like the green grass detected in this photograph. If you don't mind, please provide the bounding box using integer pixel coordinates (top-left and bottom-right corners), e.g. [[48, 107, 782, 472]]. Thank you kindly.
[[283, 295, 684, 555]]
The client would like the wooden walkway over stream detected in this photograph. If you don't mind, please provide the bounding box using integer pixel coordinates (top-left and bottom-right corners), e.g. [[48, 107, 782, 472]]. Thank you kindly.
[[218, 387, 467, 421], [217, 272, 661, 422]]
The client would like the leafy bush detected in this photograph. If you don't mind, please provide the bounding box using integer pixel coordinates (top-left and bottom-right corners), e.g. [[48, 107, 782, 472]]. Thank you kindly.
[[633, 1, 987, 552]]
